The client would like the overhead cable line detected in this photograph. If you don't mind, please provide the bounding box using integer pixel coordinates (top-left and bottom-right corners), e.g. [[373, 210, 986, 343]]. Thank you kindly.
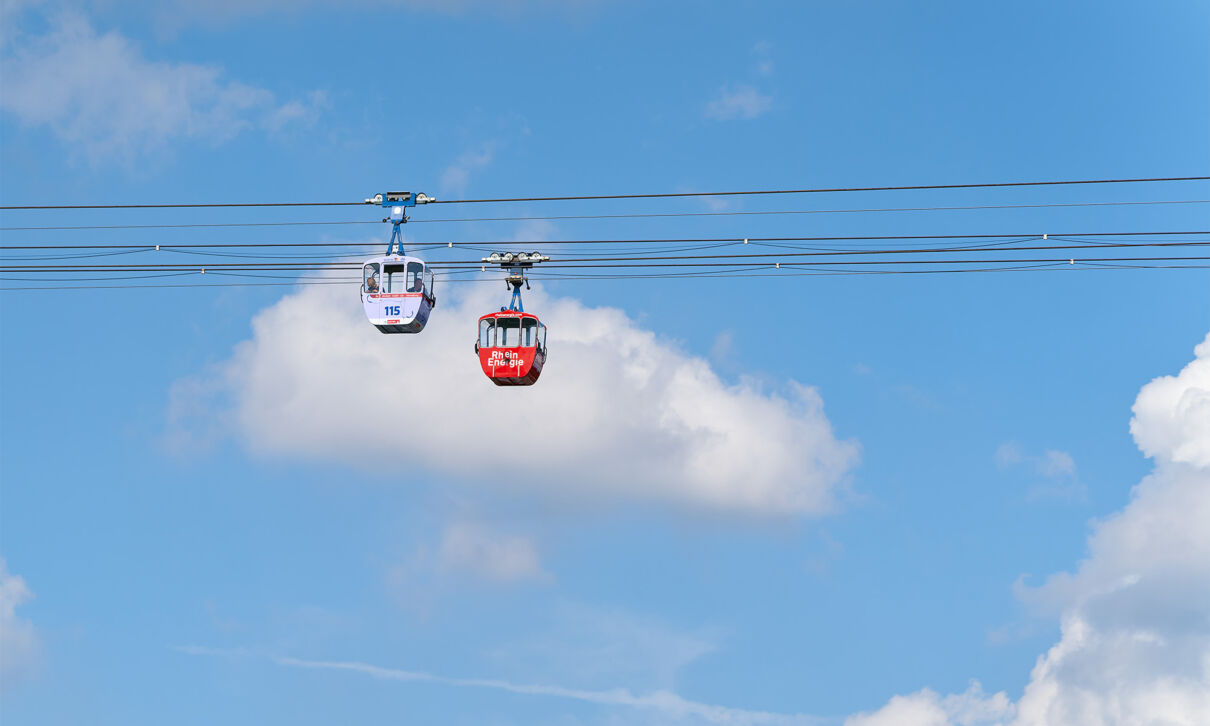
[[397, 198, 1210, 221], [5, 254, 1208, 274], [3, 240, 1207, 272], [4, 199, 1208, 231], [0, 201, 366, 211], [3, 176, 1207, 210], [1, 220, 382, 232], [4, 262, 1207, 292], [4, 245, 1207, 273], [434, 176, 1210, 204], [2, 239, 1207, 272], [426, 240, 1210, 265], [2, 229, 1204, 250], [440, 255, 1210, 269]]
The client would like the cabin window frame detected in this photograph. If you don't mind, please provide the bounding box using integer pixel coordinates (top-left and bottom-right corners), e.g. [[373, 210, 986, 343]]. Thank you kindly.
[[497, 316, 521, 348], [383, 263, 408, 293], [521, 317, 539, 347], [423, 268, 435, 298], [479, 318, 495, 349], [363, 263, 380, 293], [406, 261, 425, 293]]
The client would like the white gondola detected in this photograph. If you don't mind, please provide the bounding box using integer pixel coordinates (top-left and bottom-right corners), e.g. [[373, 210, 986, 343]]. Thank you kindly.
[[361, 254, 435, 333], [359, 192, 438, 334]]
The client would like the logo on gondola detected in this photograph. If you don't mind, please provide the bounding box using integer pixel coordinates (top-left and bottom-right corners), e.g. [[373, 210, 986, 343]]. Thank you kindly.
[[488, 350, 523, 368]]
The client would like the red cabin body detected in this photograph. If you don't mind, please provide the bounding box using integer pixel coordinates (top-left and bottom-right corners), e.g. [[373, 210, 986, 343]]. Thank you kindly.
[[477, 311, 548, 386]]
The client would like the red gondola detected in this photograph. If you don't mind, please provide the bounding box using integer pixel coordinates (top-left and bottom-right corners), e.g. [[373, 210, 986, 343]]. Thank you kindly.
[[474, 253, 550, 386], [476, 311, 547, 386]]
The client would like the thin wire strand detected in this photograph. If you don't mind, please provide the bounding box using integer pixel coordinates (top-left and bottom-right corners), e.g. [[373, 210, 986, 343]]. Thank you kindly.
[[0, 271, 199, 282], [2, 230, 1205, 251], [4, 199, 1208, 232], [5, 252, 1208, 274], [433, 176, 1210, 204], [5, 262, 1206, 291], [15, 239, 1193, 269], [4, 176, 1207, 210]]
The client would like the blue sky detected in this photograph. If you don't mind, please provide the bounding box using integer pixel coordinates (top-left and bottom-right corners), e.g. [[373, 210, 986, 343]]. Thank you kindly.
[[1, 2, 1209, 724]]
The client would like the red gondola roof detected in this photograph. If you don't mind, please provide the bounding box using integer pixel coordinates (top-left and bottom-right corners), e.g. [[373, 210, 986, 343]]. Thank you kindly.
[[478, 311, 542, 321]]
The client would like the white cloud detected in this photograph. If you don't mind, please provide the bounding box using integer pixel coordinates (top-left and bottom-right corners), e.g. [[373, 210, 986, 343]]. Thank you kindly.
[[0, 11, 323, 162], [994, 442, 1023, 468], [440, 145, 495, 195], [389, 521, 546, 604], [486, 604, 717, 692], [435, 522, 546, 583], [1130, 334, 1210, 468], [178, 334, 1210, 724], [752, 41, 774, 77], [262, 90, 328, 133], [144, 0, 603, 32], [705, 84, 772, 121], [1036, 450, 1075, 478], [1, 0, 40, 44], [175, 282, 858, 516], [709, 330, 734, 364], [994, 442, 1083, 502], [844, 682, 1012, 726], [858, 332, 1210, 725], [0, 558, 39, 691]]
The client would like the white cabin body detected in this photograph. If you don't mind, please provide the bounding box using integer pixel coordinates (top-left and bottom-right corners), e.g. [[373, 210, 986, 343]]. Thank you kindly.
[[361, 255, 436, 333]]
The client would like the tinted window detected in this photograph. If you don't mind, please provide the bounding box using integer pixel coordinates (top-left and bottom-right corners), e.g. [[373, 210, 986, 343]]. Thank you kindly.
[[497, 317, 521, 347], [407, 261, 424, 292], [383, 263, 407, 293], [363, 263, 380, 292]]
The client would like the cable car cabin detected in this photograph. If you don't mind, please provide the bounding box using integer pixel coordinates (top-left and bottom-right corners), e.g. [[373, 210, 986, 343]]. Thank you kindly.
[[476, 312, 547, 386], [361, 256, 435, 333]]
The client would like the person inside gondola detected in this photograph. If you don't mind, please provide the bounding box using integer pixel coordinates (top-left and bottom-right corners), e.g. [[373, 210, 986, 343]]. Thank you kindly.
[[409, 274, 424, 293], [366, 274, 379, 293]]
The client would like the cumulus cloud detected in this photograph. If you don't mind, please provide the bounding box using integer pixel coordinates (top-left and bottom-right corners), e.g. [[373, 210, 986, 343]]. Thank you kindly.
[[859, 332, 1210, 725], [705, 84, 772, 121], [175, 327, 1210, 724], [0, 558, 39, 691], [0, 11, 324, 162], [175, 281, 858, 516], [1130, 333, 1210, 468]]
